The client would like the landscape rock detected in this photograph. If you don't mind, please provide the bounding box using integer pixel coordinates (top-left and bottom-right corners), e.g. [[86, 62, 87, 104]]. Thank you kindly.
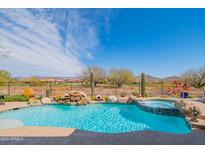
[[28, 97, 41, 105], [59, 91, 90, 105], [184, 103, 201, 117], [126, 96, 136, 103], [108, 95, 118, 103], [41, 97, 52, 104]]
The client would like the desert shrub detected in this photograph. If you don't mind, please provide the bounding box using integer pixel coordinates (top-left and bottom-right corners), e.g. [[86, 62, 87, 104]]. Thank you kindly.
[[23, 88, 34, 98], [54, 95, 61, 102], [120, 92, 126, 97], [53, 89, 62, 102], [90, 95, 96, 100], [188, 94, 193, 98], [4, 95, 29, 102], [104, 96, 109, 101], [131, 91, 138, 96], [37, 95, 43, 100], [53, 89, 62, 101], [145, 93, 151, 97]]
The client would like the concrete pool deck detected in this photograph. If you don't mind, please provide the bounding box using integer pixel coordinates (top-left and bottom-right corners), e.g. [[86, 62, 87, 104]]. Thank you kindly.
[[0, 101, 30, 112], [0, 101, 57, 113], [0, 129, 205, 145], [0, 126, 75, 137]]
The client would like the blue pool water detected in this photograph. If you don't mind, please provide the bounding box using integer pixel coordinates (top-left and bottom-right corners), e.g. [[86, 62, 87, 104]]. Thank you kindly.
[[142, 100, 175, 109], [0, 103, 191, 134]]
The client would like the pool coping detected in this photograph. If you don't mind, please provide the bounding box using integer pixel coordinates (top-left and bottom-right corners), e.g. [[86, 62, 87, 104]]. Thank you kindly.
[[0, 102, 58, 113]]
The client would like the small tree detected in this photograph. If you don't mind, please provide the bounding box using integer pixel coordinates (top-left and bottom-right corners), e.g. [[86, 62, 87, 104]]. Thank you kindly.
[[108, 69, 134, 88], [23, 87, 34, 98], [81, 65, 106, 87], [0, 70, 11, 81], [0, 70, 11, 86], [182, 66, 205, 97]]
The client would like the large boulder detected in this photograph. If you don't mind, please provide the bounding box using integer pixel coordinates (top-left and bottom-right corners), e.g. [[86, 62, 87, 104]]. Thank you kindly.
[[126, 96, 136, 103], [28, 97, 41, 105], [41, 97, 52, 104], [184, 103, 201, 117], [59, 91, 90, 105], [108, 95, 118, 103]]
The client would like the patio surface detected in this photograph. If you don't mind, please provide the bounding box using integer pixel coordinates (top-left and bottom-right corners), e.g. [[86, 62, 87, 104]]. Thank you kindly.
[[0, 126, 75, 137], [0, 102, 30, 112], [0, 129, 205, 145]]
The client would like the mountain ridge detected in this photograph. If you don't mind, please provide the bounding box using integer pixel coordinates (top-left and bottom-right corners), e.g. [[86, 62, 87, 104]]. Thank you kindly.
[[135, 75, 181, 82]]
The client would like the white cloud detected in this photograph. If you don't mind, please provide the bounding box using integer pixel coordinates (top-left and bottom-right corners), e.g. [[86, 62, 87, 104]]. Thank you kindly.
[[0, 9, 102, 77]]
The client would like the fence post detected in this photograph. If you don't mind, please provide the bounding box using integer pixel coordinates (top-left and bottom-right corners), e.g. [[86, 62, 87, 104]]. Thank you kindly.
[[115, 85, 118, 97], [49, 82, 52, 96], [161, 80, 164, 96], [90, 71, 94, 97], [70, 82, 73, 91], [8, 81, 11, 96], [80, 82, 83, 91]]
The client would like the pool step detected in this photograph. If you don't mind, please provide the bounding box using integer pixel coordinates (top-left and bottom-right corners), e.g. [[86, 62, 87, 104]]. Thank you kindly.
[[187, 118, 205, 130]]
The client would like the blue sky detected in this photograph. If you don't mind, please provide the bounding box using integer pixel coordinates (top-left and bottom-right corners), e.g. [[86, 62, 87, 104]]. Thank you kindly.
[[0, 9, 205, 77]]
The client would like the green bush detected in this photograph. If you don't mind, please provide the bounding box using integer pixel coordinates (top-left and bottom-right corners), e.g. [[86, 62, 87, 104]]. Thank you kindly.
[[104, 96, 109, 101], [4, 95, 29, 102], [54, 95, 61, 102], [90, 95, 96, 101], [188, 94, 193, 98], [120, 92, 126, 97], [131, 91, 138, 96], [145, 93, 151, 97], [37, 95, 43, 100]]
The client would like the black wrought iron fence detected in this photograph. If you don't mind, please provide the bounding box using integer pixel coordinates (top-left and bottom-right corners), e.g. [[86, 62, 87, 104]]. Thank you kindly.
[[0, 81, 203, 98]]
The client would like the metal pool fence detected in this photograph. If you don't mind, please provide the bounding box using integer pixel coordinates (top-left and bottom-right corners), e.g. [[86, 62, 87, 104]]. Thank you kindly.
[[0, 81, 203, 98]]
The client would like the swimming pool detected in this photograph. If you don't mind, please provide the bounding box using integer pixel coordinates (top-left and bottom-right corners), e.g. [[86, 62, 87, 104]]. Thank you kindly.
[[0, 103, 191, 134], [142, 100, 175, 109]]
